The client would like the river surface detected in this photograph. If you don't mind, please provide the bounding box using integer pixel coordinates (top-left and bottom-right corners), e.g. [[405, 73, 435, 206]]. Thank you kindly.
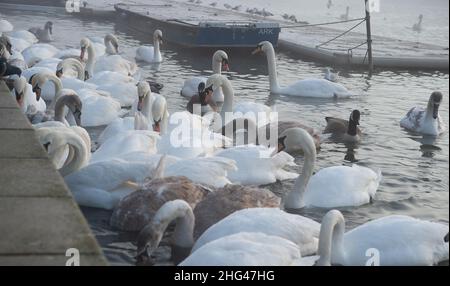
[[1, 5, 448, 265]]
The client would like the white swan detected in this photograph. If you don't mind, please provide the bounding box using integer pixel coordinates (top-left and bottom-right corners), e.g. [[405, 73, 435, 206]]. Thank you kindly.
[[400, 91, 446, 136], [281, 128, 382, 209], [8, 36, 33, 53], [180, 50, 229, 102], [135, 30, 163, 63], [315, 210, 449, 266], [253, 41, 352, 98], [36, 126, 89, 176], [192, 207, 320, 256], [214, 145, 297, 186], [80, 37, 139, 78], [11, 75, 46, 114]]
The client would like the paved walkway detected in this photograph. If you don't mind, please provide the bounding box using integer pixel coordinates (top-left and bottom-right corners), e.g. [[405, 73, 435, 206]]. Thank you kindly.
[[0, 80, 107, 266]]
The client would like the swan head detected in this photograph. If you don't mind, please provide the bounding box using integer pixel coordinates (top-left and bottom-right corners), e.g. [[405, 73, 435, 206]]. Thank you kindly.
[[151, 97, 168, 133], [153, 29, 163, 45], [30, 72, 51, 101], [205, 74, 226, 92], [135, 223, 163, 265], [137, 81, 151, 111], [278, 128, 317, 156], [104, 34, 119, 54], [36, 127, 75, 160], [213, 50, 229, 71], [79, 38, 91, 61], [45, 21, 53, 34], [12, 76, 26, 106], [429, 91, 443, 119]]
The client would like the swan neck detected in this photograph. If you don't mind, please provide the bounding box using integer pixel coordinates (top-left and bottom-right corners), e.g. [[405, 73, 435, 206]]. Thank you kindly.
[[153, 37, 161, 61], [265, 45, 280, 92], [47, 74, 63, 110], [86, 43, 96, 77], [316, 211, 346, 266], [60, 132, 88, 176], [155, 203, 195, 249], [143, 90, 154, 121], [220, 77, 234, 120], [290, 148, 315, 207], [160, 109, 169, 135], [212, 55, 221, 74]]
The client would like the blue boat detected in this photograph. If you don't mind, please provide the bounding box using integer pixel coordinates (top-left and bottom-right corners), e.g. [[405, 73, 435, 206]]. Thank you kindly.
[[114, 1, 280, 48]]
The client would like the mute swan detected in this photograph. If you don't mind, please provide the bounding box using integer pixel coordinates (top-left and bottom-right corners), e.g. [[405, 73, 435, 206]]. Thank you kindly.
[[413, 14, 423, 32], [400, 91, 446, 136], [192, 207, 320, 256], [323, 109, 362, 143], [136, 200, 315, 265], [180, 50, 229, 102], [281, 128, 382, 209], [214, 145, 298, 186], [30, 72, 82, 125], [36, 126, 89, 176], [11, 75, 46, 114], [80, 37, 139, 79], [315, 210, 449, 266], [206, 74, 273, 128], [324, 68, 339, 82], [9, 36, 32, 53], [252, 41, 352, 98], [135, 30, 163, 63], [29, 21, 53, 42]]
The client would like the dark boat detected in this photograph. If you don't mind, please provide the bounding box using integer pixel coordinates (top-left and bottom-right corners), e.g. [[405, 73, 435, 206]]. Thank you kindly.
[[114, 1, 281, 48]]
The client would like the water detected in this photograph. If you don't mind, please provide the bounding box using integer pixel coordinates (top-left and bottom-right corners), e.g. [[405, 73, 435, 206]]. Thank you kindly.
[[1, 6, 448, 266]]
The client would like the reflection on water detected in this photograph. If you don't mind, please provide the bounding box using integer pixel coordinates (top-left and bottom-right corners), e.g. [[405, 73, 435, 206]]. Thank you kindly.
[[2, 7, 448, 265]]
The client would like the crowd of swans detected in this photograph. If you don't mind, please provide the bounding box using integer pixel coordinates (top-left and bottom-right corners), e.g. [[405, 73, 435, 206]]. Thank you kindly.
[[0, 18, 448, 266]]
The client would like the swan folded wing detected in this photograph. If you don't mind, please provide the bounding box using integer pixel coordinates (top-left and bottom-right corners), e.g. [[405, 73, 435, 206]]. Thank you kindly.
[[193, 208, 320, 256], [400, 106, 424, 131], [165, 157, 237, 188], [281, 79, 352, 98], [181, 232, 301, 266], [343, 216, 449, 265], [304, 165, 381, 208]]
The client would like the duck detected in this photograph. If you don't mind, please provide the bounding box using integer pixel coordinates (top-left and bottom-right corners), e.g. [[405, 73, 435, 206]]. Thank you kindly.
[[323, 109, 362, 143], [252, 41, 352, 98], [135, 30, 163, 63], [29, 21, 53, 42], [314, 209, 449, 266], [400, 91, 446, 136], [180, 50, 229, 103], [413, 14, 423, 32], [281, 128, 381, 209]]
